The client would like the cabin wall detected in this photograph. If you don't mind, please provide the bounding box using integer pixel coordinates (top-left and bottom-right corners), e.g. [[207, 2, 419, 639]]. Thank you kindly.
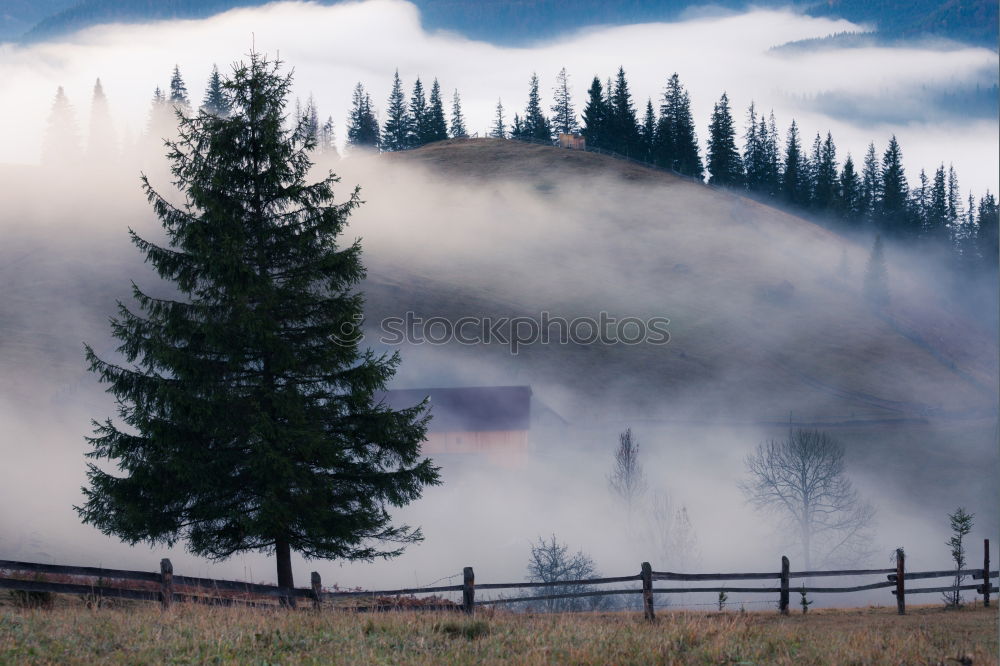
[[422, 429, 528, 466]]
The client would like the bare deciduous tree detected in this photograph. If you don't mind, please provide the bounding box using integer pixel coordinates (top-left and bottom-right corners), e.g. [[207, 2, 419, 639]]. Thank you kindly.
[[525, 534, 607, 612], [740, 429, 875, 570], [608, 428, 647, 519], [647, 490, 700, 572]]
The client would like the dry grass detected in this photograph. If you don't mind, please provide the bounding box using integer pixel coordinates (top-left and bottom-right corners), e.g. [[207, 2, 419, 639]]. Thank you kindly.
[[0, 602, 995, 664]]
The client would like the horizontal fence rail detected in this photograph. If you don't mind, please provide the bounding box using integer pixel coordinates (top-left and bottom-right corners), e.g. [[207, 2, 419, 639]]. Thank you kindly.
[[1, 539, 996, 618], [0, 560, 161, 583], [325, 584, 463, 598]]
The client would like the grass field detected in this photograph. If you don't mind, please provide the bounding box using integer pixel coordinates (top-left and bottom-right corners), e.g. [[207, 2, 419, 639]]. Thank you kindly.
[[0, 602, 995, 664]]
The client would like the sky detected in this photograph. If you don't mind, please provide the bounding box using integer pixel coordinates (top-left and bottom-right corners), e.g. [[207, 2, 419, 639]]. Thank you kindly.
[[0, 0, 997, 193]]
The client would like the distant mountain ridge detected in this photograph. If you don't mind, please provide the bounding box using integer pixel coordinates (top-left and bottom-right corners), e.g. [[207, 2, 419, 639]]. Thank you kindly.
[[9, 0, 998, 48]]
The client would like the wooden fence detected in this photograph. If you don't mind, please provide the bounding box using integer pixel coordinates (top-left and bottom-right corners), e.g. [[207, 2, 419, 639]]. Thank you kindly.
[[1, 540, 996, 619]]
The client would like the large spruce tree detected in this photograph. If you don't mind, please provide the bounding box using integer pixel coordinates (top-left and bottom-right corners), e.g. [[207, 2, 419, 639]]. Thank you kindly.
[[77, 53, 438, 594]]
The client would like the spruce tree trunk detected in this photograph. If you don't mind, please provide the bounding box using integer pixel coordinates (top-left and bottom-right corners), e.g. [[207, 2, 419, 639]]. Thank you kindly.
[[276, 537, 295, 607]]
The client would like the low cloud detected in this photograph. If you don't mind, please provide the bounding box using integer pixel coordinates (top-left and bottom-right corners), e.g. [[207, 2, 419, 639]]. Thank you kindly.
[[0, 0, 996, 191]]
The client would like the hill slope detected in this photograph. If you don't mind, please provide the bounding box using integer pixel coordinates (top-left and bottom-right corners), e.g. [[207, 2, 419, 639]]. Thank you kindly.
[[344, 139, 997, 426]]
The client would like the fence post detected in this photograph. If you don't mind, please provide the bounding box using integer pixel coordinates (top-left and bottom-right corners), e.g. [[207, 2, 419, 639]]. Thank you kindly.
[[895, 548, 905, 615], [779, 556, 789, 615], [462, 567, 475, 615], [984, 539, 991, 608], [641, 562, 655, 621], [311, 571, 323, 610], [159, 558, 173, 611]]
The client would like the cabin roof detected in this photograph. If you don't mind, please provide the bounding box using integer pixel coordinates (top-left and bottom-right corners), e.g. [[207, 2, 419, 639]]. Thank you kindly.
[[377, 385, 532, 432]]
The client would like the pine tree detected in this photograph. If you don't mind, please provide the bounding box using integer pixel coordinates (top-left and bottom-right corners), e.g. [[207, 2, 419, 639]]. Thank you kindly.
[[407, 78, 428, 147], [742, 102, 762, 191], [864, 234, 889, 308], [812, 132, 838, 212], [450, 89, 468, 138], [77, 53, 439, 595], [912, 168, 930, 236], [382, 70, 411, 151], [806, 132, 822, 208], [654, 73, 702, 177], [346, 82, 379, 149], [551, 67, 577, 135], [860, 142, 881, 225], [608, 67, 640, 157], [781, 120, 809, 207], [168, 65, 190, 112], [706, 92, 743, 187], [837, 154, 862, 223], [510, 113, 525, 139], [639, 99, 656, 162], [522, 73, 552, 142], [947, 165, 963, 231], [42, 85, 82, 166], [146, 86, 175, 144], [761, 112, 782, 198], [318, 115, 338, 157], [581, 77, 607, 148], [301, 95, 320, 146], [976, 192, 998, 269], [878, 135, 910, 235], [926, 165, 950, 241], [490, 99, 507, 139], [955, 191, 979, 267], [86, 78, 116, 162], [426, 78, 449, 143], [201, 64, 230, 116]]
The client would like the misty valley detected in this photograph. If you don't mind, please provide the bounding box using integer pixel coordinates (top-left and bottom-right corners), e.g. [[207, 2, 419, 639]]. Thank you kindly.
[[0, 1, 997, 663]]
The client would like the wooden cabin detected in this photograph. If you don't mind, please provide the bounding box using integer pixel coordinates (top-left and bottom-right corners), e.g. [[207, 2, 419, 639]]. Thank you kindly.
[[559, 133, 586, 150], [378, 386, 535, 466]]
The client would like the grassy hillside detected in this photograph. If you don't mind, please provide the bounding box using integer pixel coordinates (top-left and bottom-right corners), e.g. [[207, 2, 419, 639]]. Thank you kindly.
[[353, 139, 997, 427], [0, 603, 995, 664]]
